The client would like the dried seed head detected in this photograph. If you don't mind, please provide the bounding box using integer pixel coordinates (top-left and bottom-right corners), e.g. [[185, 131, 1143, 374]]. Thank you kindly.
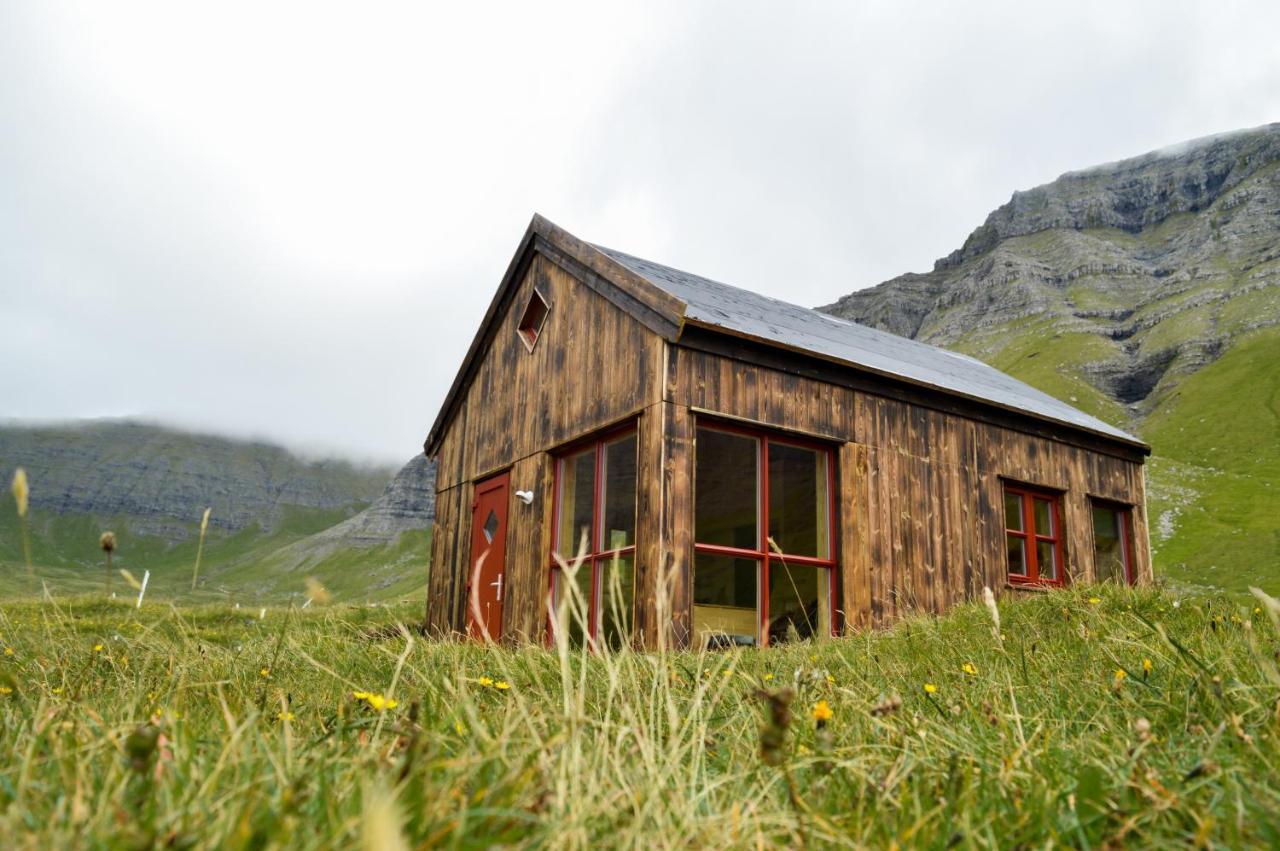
[[11, 468, 28, 518], [871, 694, 902, 717], [99, 531, 116, 553], [982, 586, 1001, 640], [199, 507, 211, 534], [1134, 717, 1152, 743], [305, 576, 332, 606]]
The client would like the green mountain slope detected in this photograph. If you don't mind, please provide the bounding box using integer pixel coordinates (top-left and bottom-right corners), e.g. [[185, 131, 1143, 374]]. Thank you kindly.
[[1, 421, 432, 604], [825, 124, 1280, 593]]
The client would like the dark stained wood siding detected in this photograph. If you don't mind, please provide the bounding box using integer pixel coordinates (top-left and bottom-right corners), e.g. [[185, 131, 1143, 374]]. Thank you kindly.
[[667, 345, 1152, 633], [427, 251, 665, 634], [429, 252, 1151, 643]]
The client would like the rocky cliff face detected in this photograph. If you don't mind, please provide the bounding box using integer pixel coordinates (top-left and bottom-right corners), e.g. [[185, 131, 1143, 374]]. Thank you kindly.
[[821, 123, 1280, 593], [823, 123, 1280, 419], [298, 453, 437, 548], [0, 420, 394, 537]]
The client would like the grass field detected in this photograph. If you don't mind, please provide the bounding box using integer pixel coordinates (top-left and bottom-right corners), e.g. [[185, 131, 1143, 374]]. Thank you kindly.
[[1, 582, 1278, 848]]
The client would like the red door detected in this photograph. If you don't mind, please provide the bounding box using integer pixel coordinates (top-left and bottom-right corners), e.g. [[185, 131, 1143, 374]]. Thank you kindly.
[[467, 472, 509, 640]]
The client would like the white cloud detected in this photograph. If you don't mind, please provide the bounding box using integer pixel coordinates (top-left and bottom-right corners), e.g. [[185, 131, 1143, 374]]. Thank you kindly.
[[3, 0, 1279, 462]]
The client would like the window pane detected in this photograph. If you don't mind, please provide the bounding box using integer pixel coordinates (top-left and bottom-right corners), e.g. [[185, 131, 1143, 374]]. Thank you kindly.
[[767, 442, 829, 558], [1036, 540, 1059, 581], [1033, 498, 1055, 537], [1004, 491, 1023, 532], [1006, 534, 1027, 576], [599, 433, 637, 551], [556, 448, 596, 556], [692, 553, 759, 647], [767, 561, 830, 644], [552, 564, 594, 648], [1092, 506, 1129, 584], [598, 555, 634, 650], [695, 428, 759, 550]]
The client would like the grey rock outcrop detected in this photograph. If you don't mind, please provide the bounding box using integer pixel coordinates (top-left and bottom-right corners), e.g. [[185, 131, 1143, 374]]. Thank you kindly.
[[301, 454, 436, 548], [822, 123, 1280, 415]]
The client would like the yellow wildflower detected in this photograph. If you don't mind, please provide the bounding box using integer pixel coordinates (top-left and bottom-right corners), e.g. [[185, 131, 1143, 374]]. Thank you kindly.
[[924, 683, 938, 695], [477, 676, 493, 687], [494, 681, 511, 691], [0, 686, 11, 696], [277, 711, 295, 722], [93, 643, 104, 652], [811, 699, 833, 723], [961, 663, 978, 676], [259, 667, 270, 678], [825, 674, 836, 685], [352, 690, 397, 711], [4, 647, 13, 656], [1088, 597, 1102, 605], [1114, 668, 1127, 683], [454, 720, 465, 735], [1142, 658, 1153, 674], [763, 673, 774, 681]]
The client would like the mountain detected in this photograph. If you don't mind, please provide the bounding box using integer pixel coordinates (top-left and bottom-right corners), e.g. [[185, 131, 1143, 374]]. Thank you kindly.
[[823, 123, 1280, 595], [1, 421, 435, 603]]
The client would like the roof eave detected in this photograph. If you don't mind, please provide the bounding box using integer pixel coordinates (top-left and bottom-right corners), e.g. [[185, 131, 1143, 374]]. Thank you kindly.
[[677, 318, 1152, 456], [423, 214, 688, 457]]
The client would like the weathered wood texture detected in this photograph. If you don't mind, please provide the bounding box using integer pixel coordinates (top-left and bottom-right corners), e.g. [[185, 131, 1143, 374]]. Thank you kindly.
[[427, 251, 664, 634], [499, 451, 554, 643], [838, 442, 870, 633], [667, 346, 1151, 632], [634, 397, 695, 650], [433, 252, 665, 492], [426, 480, 472, 635]]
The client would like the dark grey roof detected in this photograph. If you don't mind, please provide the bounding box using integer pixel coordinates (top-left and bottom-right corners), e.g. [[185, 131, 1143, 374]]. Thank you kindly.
[[596, 245, 1142, 447]]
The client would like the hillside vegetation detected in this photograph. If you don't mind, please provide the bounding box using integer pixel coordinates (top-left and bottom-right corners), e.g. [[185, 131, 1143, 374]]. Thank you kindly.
[[0, 584, 1276, 847], [1, 421, 432, 604], [825, 124, 1280, 593]]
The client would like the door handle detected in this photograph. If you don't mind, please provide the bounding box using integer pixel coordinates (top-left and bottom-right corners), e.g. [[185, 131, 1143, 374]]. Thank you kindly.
[[490, 574, 503, 602]]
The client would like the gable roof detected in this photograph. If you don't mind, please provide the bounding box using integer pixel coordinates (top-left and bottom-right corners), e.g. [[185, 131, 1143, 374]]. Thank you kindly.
[[424, 214, 1148, 456]]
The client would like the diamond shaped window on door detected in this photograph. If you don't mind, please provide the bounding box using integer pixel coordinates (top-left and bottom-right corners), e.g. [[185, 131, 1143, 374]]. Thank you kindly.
[[482, 509, 500, 543]]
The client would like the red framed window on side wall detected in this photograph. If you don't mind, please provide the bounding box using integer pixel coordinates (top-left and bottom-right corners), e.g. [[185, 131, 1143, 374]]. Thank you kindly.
[[1090, 500, 1136, 585], [1003, 483, 1065, 587], [692, 420, 837, 648], [548, 426, 637, 649]]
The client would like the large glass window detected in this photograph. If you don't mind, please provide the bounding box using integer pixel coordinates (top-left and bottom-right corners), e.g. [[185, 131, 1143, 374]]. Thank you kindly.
[[549, 428, 637, 649], [1003, 484, 1064, 586], [693, 422, 834, 647], [1091, 502, 1135, 585]]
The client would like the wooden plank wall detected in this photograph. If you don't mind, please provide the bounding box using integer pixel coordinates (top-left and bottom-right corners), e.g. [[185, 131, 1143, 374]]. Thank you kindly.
[[667, 346, 1152, 634], [433, 253, 665, 491], [427, 252, 665, 634]]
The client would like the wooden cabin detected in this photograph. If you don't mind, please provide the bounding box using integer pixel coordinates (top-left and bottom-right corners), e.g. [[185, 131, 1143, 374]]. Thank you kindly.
[[424, 215, 1152, 648]]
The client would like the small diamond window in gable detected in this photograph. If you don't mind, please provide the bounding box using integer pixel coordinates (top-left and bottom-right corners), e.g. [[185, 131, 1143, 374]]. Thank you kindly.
[[482, 509, 500, 544], [516, 289, 550, 351]]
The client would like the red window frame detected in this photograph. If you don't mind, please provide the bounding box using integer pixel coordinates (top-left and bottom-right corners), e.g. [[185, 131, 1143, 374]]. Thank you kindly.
[[693, 419, 838, 646], [546, 423, 637, 647], [1090, 499, 1136, 586], [1003, 483, 1066, 587]]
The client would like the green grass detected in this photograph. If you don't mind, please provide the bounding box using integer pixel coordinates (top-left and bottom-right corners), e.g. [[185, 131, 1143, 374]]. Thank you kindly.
[[0, 583, 1276, 847], [1142, 326, 1280, 594]]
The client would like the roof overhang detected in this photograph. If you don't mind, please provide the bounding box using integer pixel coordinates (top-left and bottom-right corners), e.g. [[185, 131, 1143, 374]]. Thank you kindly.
[[422, 214, 688, 456], [423, 215, 1151, 461]]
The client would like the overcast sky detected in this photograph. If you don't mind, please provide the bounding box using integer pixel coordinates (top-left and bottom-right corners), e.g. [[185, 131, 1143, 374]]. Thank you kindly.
[[4, 1, 1280, 465]]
